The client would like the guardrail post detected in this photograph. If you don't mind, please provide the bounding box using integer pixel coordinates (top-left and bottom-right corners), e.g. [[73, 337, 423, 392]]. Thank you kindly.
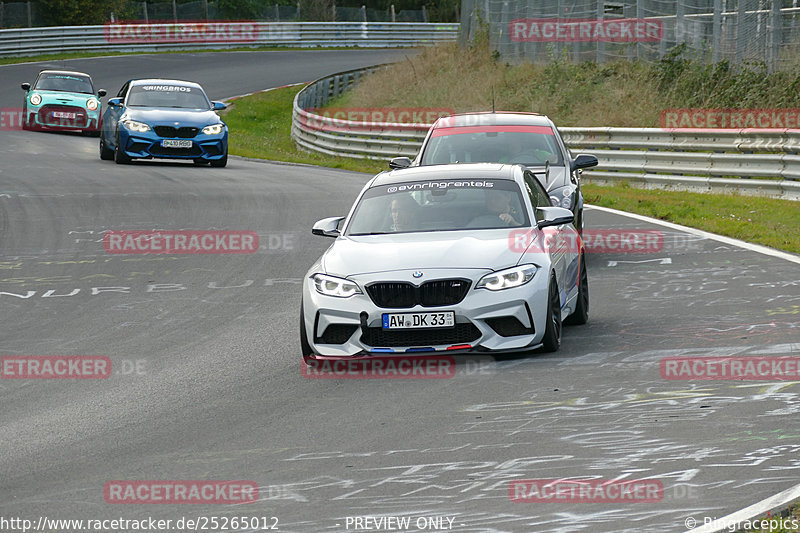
[[172, 0, 177, 22], [203, 0, 208, 21], [0, 2, 4, 29], [143, 1, 149, 22], [422, 4, 428, 22], [26, 0, 31, 27], [361, 5, 367, 22], [275, 3, 280, 21], [391, 4, 396, 22]]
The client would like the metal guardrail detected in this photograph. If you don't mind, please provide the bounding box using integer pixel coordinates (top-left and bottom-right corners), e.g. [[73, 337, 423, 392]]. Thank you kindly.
[[291, 69, 800, 200], [0, 22, 458, 57]]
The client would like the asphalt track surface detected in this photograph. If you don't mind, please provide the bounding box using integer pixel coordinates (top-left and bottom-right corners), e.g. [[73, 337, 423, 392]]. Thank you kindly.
[[1, 51, 799, 533]]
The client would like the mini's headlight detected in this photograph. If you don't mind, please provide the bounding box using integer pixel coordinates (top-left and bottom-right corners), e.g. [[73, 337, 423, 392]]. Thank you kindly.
[[86, 98, 99, 111], [312, 273, 362, 298], [30, 93, 42, 106], [121, 119, 151, 133], [476, 264, 538, 291], [202, 123, 224, 135]]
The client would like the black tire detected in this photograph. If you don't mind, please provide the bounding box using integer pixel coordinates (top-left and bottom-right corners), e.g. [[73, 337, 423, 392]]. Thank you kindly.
[[540, 274, 562, 353], [299, 303, 314, 358], [114, 131, 131, 164], [209, 153, 227, 168], [99, 136, 114, 160], [565, 255, 589, 325]]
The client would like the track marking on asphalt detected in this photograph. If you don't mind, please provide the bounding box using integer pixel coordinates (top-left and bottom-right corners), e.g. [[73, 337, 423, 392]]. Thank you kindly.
[[585, 205, 800, 265], [682, 481, 800, 533]]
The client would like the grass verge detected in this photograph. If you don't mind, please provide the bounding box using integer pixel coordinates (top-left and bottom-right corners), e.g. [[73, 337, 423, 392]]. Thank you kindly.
[[222, 84, 385, 174], [221, 83, 799, 255]]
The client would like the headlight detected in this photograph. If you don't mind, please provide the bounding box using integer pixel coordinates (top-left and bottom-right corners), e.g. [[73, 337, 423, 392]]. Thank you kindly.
[[86, 98, 99, 111], [476, 264, 538, 291], [202, 123, 224, 135], [121, 119, 151, 133], [312, 273, 362, 298], [30, 93, 42, 106], [550, 187, 574, 209]]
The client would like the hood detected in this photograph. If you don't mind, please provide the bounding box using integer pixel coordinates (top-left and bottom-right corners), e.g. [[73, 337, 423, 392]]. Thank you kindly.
[[122, 107, 221, 127], [36, 91, 95, 104], [321, 230, 539, 277], [528, 166, 570, 192]]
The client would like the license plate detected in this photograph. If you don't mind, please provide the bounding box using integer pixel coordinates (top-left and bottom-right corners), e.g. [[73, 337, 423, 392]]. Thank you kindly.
[[382, 311, 455, 330], [52, 112, 76, 119], [161, 139, 192, 148]]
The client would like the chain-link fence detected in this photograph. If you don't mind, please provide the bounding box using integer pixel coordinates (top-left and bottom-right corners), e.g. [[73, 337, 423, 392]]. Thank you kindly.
[[460, 0, 800, 70], [0, 0, 432, 27], [0, 1, 44, 27]]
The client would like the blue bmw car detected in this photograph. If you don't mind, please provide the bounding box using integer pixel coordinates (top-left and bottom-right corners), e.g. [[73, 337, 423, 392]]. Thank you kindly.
[[100, 79, 228, 167]]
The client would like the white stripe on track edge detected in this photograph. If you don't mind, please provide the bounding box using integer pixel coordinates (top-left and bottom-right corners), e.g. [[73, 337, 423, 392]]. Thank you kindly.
[[586, 204, 800, 265]]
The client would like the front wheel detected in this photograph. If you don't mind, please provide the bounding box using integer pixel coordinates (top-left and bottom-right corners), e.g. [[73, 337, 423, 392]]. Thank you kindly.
[[99, 136, 114, 160], [114, 131, 131, 164], [565, 255, 589, 325], [209, 153, 227, 168], [299, 302, 314, 358], [540, 274, 562, 352]]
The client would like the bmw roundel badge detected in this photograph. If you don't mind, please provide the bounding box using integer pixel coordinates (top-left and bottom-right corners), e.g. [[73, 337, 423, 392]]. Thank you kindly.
[[412, 271, 423, 278]]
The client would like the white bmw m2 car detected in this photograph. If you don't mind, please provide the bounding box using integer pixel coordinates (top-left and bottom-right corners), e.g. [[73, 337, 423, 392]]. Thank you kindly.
[[301, 163, 588, 361]]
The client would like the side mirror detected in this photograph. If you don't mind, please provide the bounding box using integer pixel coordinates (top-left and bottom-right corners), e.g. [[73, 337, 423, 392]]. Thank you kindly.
[[107, 97, 122, 107], [536, 207, 575, 229], [571, 154, 598, 171], [389, 157, 412, 170], [213, 101, 227, 111], [97, 89, 107, 97], [312, 216, 345, 238], [21, 82, 30, 91]]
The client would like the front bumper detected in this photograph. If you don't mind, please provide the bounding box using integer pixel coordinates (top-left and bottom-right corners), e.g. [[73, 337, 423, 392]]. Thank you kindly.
[[118, 127, 227, 161], [27, 105, 100, 131], [302, 268, 550, 358]]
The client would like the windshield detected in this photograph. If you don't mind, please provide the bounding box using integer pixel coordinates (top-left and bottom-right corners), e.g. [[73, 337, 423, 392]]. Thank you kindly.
[[346, 179, 530, 235], [126, 84, 211, 109], [34, 73, 94, 94], [420, 126, 564, 167]]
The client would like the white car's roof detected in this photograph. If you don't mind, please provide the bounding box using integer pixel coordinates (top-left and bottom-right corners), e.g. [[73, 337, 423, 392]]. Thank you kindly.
[[371, 163, 522, 187]]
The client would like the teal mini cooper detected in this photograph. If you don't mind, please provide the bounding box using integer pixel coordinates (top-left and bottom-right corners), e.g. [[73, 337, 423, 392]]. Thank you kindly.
[[21, 70, 106, 134]]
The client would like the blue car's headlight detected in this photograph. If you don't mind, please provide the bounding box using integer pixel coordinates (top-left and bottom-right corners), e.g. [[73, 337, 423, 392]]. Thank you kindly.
[[202, 123, 225, 135], [30, 93, 42, 106], [121, 119, 151, 133], [312, 274, 362, 298], [476, 264, 538, 291]]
